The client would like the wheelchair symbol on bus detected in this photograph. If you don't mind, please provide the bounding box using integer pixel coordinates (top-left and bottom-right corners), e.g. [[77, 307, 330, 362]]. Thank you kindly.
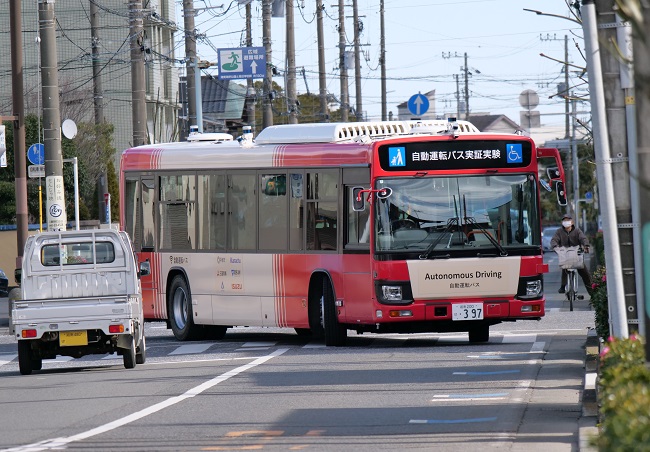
[[506, 144, 523, 163]]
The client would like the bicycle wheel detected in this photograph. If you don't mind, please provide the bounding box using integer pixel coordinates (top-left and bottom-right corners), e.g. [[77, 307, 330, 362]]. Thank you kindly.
[[567, 271, 576, 312]]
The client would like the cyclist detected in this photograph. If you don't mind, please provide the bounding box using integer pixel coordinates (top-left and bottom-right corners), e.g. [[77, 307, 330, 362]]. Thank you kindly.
[[550, 214, 593, 296]]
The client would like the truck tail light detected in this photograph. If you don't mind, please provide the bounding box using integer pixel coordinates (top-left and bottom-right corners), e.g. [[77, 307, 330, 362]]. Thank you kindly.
[[22, 329, 37, 338], [109, 324, 125, 333]]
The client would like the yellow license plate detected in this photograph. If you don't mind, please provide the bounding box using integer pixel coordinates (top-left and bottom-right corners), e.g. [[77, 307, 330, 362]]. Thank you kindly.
[[59, 330, 88, 347]]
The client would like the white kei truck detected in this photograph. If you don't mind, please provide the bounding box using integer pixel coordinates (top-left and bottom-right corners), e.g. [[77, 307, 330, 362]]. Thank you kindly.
[[11, 229, 149, 375]]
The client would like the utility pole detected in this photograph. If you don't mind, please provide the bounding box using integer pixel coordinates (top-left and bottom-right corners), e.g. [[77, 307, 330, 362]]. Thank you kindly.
[[90, 0, 108, 224], [454, 74, 460, 119], [286, 0, 298, 124], [591, 0, 642, 337], [464, 52, 470, 121], [129, 0, 147, 146], [632, 0, 650, 361], [262, 0, 273, 128], [316, 0, 328, 121], [540, 33, 571, 139], [338, 0, 349, 122], [379, 0, 386, 121], [582, 0, 628, 338], [182, 0, 197, 139], [245, 2, 256, 133], [9, 0, 28, 270], [352, 0, 362, 121], [39, 0, 67, 231]]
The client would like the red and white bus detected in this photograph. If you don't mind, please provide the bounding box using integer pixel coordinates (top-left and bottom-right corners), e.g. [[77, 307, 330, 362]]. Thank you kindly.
[[120, 119, 567, 345]]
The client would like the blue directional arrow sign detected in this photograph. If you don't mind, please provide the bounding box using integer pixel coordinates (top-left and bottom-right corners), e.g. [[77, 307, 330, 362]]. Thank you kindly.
[[218, 47, 266, 80], [27, 143, 44, 165], [407, 93, 429, 117]]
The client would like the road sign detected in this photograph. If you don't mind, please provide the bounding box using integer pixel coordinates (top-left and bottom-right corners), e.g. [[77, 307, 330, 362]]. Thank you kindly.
[[27, 143, 44, 165], [28, 164, 45, 178], [407, 93, 429, 117], [218, 47, 266, 80], [585, 191, 593, 203]]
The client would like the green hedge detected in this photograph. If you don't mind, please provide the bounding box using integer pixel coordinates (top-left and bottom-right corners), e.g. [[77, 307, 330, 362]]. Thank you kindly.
[[590, 265, 609, 340], [592, 336, 650, 451]]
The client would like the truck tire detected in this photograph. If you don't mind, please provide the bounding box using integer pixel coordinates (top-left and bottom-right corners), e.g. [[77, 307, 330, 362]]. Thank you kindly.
[[168, 275, 204, 341], [18, 341, 33, 375], [136, 335, 146, 365], [123, 336, 136, 369]]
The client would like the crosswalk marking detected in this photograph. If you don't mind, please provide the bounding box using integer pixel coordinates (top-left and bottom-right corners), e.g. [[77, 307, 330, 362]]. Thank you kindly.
[[169, 343, 213, 355]]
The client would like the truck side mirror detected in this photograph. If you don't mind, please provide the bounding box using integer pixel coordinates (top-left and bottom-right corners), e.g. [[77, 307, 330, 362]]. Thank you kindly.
[[556, 181, 567, 206]]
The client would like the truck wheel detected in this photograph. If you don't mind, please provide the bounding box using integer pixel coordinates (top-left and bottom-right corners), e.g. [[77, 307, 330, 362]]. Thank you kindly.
[[123, 336, 136, 369], [18, 341, 34, 375], [136, 335, 146, 365], [168, 275, 204, 341], [322, 278, 347, 346]]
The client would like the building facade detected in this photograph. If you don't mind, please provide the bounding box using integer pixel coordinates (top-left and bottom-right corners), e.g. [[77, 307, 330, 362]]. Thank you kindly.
[[0, 0, 179, 154]]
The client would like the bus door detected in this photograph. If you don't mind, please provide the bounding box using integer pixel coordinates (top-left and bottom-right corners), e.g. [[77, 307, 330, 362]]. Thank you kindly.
[[139, 177, 159, 318]]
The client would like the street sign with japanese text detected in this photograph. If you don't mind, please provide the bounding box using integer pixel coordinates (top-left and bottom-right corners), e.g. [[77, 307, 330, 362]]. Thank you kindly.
[[217, 47, 266, 80]]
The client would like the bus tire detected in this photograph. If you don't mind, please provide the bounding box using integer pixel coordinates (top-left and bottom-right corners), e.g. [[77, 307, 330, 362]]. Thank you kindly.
[[168, 275, 204, 341], [468, 325, 490, 343], [322, 278, 347, 346], [294, 328, 312, 337], [18, 341, 34, 375]]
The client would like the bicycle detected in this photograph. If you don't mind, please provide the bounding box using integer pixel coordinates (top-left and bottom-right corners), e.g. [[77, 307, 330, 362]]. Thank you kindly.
[[555, 245, 585, 312]]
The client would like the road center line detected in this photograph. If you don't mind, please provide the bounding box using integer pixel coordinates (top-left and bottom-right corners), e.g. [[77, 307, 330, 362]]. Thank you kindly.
[[4, 348, 288, 452]]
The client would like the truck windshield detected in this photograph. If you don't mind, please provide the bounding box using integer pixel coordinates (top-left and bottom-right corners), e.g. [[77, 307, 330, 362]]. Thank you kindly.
[[373, 174, 540, 255]]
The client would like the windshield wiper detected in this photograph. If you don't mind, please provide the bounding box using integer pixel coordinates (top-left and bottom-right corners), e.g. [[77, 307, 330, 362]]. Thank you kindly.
[[463, 214, 508, 256], [419, 218, 458, 259]]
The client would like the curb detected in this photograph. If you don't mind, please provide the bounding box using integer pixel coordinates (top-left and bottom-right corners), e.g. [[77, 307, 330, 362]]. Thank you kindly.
[[580, 328, 599, 451]]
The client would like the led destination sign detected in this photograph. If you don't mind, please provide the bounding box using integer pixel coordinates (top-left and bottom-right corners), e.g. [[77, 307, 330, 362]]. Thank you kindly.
[[378, 140, 532, 171]]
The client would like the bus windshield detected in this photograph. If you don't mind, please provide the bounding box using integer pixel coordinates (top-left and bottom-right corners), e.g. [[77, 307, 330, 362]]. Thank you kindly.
[[374, 174, 540, 255]]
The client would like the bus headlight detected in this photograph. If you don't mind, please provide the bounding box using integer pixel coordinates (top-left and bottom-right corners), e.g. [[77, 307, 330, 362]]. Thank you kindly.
[[375, 281, 413, 305], [522, 280, 542, 299], [382, 285, 403, 301]]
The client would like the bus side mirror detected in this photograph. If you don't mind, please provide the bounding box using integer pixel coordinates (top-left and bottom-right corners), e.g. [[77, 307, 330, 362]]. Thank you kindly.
[[556, 181, 567, 206], [547, 167, 561, 180], [139, 260, 151, 278], [352, 187, 365, 212]]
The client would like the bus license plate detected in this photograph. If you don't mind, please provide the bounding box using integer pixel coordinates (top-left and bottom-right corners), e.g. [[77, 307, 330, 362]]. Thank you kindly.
[[452, 303, 484, 321], [60, 331, 88, 347]]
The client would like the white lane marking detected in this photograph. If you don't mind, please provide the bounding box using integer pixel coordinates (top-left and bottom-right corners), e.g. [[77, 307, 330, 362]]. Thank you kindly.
[[101, 355, 120, 360], [302, 343, 326, 349], [518, 380, 531, 389], [410, 417, 497, 424], [3, 349, 288, 452], [530, 341, 545, 352], [235, 347, 270, 352], [241, 342, 277, 347], [169, 343, 212, 355], [501, 334, 537, 343]]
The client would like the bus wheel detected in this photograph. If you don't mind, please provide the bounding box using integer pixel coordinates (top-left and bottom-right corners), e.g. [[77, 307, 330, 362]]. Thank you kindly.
[[322, 278, 347, 346], [468, 325, 490, 343], [18, 341, 34, 375], [168, 275, 204, 341]]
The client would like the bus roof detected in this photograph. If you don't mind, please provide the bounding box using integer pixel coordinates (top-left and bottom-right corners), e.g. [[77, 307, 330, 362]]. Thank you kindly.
[[254, 119, 480, 144]]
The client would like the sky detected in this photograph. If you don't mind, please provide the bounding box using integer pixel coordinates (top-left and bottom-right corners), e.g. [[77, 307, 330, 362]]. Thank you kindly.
[[178, 0, 586, 134]]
